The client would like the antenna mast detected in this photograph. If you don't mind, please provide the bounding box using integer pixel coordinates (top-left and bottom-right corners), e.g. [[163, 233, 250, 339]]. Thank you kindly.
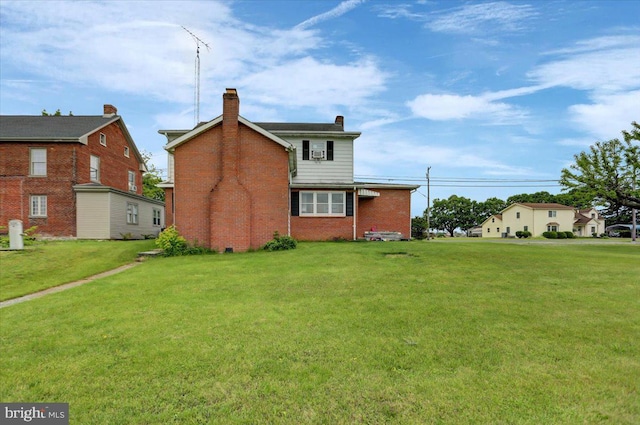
[[182, 26, 211, 126]]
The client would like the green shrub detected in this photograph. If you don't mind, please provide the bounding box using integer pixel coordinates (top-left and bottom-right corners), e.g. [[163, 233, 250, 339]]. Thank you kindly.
[[263, 231, 297, 251], [542, 231, 557, 239], [523, 231, 532, 238], [556, 231, 567, 239], [516, 231, 524, 238], [565, 231, 575, 239], [155, 225, 188, 256]]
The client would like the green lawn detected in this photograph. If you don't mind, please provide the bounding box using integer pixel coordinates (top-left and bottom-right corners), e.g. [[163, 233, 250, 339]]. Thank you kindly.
[[0, 239, 155, 301], [1, 241, 638, 424]]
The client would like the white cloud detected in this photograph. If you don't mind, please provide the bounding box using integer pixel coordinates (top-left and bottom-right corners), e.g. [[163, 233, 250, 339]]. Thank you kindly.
[[528, 40, 640, 94], [239, 56, 387, 110], [406, 93, 526, 123], [0, 0, 386, 115], [568, 91, 640, 141], [427, 1, 537, 34], [295, 0, 366, 30]]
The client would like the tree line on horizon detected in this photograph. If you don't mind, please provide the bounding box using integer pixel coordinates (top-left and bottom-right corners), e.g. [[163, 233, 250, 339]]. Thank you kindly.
[[414, 122, 639, 238]]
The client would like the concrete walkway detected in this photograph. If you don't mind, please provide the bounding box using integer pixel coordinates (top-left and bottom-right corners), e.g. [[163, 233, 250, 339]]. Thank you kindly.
[[0, 262, 139, 309]]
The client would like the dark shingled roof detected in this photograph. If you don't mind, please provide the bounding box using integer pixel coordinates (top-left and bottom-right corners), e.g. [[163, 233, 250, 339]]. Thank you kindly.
[[0, 115, 118, 140], [254, 122, 344, 132]]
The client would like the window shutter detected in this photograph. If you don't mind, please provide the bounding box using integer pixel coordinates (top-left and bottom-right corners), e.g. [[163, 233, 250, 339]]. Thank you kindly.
[[326, 141, 334, 161], [302, 140, 309, 160], [346, 192, 354, 216], [291, 192, 299, 216]]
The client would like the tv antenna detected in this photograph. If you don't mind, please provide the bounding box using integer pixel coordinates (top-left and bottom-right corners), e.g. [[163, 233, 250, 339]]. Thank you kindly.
[[182, 26, 211, 126]]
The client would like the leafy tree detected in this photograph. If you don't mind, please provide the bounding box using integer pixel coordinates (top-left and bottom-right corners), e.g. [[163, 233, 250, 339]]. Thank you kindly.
[[506, 191, 557, 205], [429, 195, 474, 237], [560, 122, 640, 209], [42, 109, 73, 116], [141, 151, 165, 201], [473, 197, 506, 224], [411, 216, 428, 239]]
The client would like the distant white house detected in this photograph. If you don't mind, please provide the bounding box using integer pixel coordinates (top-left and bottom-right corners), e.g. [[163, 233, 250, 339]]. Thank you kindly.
[[481, 203, 605, 238]]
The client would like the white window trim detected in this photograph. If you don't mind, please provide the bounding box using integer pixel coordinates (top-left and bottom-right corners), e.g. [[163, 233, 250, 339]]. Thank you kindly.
[[128, 171, 136, 192], [300, 191, 346, 217], [90, 155, 100, 182], [127, 202, 139, 225], [153, 208, 162, 226], [124, 146, 130, 157], [30, 148, 47, 176], [30, 195, 47, 217], [100, 133, 107, 146]]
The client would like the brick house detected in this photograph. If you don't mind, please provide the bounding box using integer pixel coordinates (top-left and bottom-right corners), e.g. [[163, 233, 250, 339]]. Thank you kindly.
[[0, 105, 165, 239], [158, 88, 418, 252]]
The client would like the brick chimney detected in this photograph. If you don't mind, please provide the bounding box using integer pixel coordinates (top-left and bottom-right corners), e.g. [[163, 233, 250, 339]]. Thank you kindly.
[[335, 115, 344, 128], [103, 104, 117, 117], [222, 89, 240, 178], [210, 88, 252, 252]]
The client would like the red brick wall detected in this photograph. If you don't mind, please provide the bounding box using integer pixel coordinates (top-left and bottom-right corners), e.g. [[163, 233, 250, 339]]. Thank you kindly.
[[357, 189, 412, 238], [0, 119, 145, 237], [173, 126, 222, 247], [0, 143, 78, 236], [163, 188, 174, 227], [238, 125, 289, 248], [291, 215, 355, 241], [80, 122, 144, 193], [172, 123, 290, 251]]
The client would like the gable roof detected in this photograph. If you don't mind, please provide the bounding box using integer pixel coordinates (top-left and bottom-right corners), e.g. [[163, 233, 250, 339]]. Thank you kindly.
[[164, 115, 295, 152], [0, 115, 119, 142], [0, 114, 147, 171], [517, 202, 575, 210]]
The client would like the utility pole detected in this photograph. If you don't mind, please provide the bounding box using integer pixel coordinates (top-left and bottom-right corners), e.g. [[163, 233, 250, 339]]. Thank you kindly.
[[426, 166, 431, 240]]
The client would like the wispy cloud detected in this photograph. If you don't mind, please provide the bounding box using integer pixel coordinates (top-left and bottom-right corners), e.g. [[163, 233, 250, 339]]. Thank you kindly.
[[406, 92, 527, 123], [427, 1, 538, 34], [294, 0, 366, 30]]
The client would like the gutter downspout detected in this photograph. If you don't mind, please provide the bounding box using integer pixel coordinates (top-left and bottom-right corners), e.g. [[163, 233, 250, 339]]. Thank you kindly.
[[353, 186, 357, 241]]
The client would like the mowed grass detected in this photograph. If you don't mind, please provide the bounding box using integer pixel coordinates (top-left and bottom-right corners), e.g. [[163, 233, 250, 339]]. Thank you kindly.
[[1, 241, 638, 424], [0, 240, 155, 301]]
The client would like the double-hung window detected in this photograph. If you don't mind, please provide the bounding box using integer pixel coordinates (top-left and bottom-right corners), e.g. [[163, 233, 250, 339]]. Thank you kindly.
[[127, 203, 138, 224], [30, 148, 47, 176], [100, 133, 107, 146], [128, 171, 136, 192], [548, 210, 557, 218], [153, 209, 162, 226], [30, 195, 47, 217], [90, 155, 100, 182], [300, 191, 345, 216]]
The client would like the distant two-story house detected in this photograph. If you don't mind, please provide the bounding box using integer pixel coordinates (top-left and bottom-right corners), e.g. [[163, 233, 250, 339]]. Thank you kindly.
[[481, 203, 605, 237], [158, 88, 418, 252], [0, 105, 165, 239]]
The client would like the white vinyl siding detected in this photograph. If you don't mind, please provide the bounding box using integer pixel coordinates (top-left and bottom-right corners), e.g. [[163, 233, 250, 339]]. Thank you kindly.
[[75, 188, 165, 239], [30, 148, 47, 176], [292, 137, 353, 184]]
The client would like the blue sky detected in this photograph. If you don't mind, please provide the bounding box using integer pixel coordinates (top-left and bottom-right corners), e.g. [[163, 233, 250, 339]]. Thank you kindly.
[[1, 0, 639, 216]]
